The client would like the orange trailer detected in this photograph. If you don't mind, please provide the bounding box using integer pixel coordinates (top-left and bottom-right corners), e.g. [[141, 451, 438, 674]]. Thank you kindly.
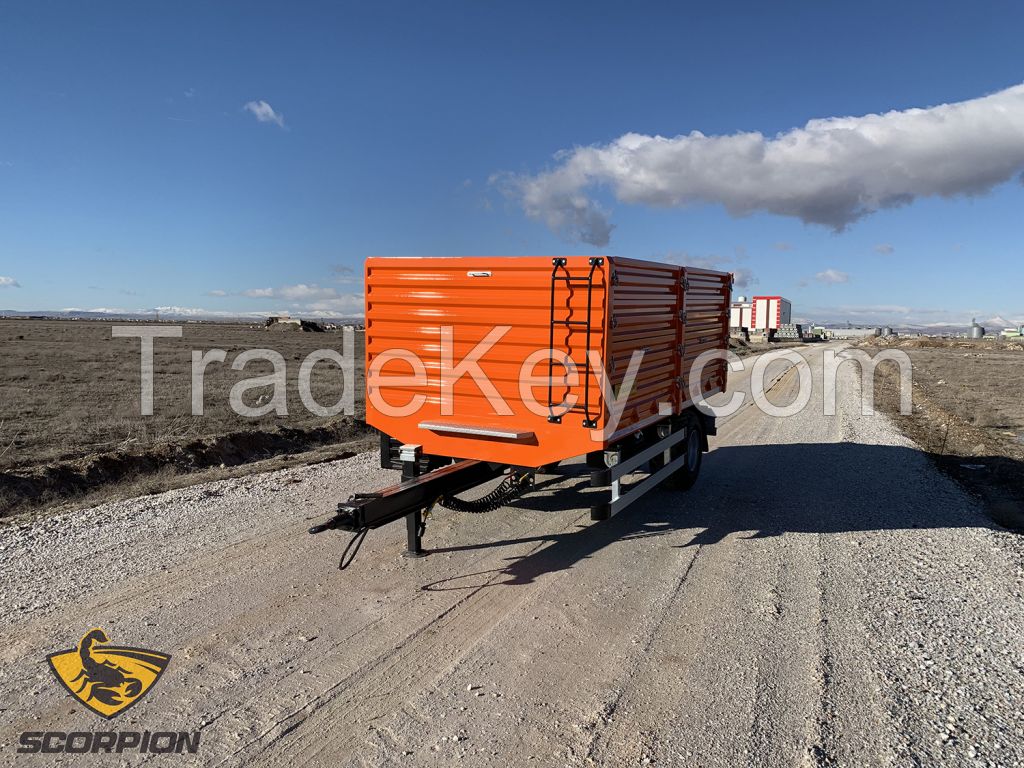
[[312, 256, 733, 565], [365, 256, 731, 465]]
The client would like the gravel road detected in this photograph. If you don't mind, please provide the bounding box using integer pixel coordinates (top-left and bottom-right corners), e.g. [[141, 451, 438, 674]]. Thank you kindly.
[[2, 344, 1023, 767]]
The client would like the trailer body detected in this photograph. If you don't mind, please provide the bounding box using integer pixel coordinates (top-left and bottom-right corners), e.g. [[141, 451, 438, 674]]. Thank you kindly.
[[365, 256, 732, 468]]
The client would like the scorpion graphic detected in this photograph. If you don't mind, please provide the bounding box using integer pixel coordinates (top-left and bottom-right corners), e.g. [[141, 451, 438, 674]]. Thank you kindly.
[[68, 629, 143, 706]]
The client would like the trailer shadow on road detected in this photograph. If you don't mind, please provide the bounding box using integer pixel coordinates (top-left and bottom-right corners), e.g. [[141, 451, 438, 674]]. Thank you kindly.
[[422, 442, 1018, 590]]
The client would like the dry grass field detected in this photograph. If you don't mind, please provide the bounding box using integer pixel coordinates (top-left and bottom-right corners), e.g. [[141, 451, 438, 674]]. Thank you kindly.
[[865, 337, 1024, 528], [5, 320, 1021, 526], [0, 318, 370, 514]]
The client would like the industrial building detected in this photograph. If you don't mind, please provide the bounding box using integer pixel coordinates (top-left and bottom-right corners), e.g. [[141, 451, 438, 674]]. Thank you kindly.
[[730, 295, 792, 332], [730, 295, 794, 340], [751, 296, 792, 330], [822, 327, 884, 340], [729, 296, 753, 330]]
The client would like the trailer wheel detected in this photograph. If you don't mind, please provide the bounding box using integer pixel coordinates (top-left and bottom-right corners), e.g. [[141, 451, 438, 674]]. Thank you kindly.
[[666, 414, 703, 491]]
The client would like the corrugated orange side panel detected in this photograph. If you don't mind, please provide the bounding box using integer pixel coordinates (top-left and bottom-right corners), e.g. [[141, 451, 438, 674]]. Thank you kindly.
[[679, 266, 732, 405], [604, 260, 732, 440], [365, 256, 731, 467], [605, 258, 682, 438], [365, 256, 609, 466]]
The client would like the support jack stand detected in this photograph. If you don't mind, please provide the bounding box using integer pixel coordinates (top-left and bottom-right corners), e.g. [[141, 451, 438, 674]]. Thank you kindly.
[[403, 508, 427, 558], [401, 445, 428, 559], [308, 443, 508, 569]]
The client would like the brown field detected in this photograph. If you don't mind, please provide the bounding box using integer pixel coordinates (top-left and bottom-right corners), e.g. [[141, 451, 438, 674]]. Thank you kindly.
[[865, 337, 1024, 528], [0, 318, 371, 515], [728, 337, 813, 357], [5, 319, 1021, 526]]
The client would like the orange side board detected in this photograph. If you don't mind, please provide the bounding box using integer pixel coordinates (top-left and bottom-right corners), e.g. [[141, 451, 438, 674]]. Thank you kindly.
[[365, 256, 731, 467]]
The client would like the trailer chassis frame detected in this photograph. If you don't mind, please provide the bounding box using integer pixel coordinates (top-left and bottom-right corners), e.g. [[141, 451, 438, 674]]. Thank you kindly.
[[589, 421, 691, 520], [309, 445, 509, 561], [311, 412, 713, 568]]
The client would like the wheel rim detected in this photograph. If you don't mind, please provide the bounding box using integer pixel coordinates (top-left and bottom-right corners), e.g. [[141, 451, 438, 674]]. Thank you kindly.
[[686, 429, 700, 472]]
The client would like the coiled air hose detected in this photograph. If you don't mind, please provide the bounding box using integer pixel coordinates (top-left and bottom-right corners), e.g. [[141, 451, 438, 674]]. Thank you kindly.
[[438, 472, 533, 514]]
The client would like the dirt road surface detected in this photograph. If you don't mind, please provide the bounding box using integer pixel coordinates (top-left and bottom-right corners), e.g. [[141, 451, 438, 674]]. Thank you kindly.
[[2, 345, 1023, 767]]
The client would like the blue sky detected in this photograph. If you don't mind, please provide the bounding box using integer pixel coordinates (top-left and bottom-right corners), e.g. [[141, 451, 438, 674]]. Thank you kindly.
[[1, 1, 1023, 326]]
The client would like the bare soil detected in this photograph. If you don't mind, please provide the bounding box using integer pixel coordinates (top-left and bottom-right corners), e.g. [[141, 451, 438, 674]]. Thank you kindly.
[[3, 345, 1023, 767], [728, 337, 811, 358], [0, 318, 372, 516], [863, 338, 1024, 529]]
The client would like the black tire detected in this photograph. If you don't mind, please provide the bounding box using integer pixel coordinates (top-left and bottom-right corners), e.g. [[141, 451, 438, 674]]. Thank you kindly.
[[665, 413, 703, 491]]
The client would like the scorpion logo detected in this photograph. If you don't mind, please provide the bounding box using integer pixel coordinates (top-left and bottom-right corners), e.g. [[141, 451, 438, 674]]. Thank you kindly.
[[47, 628, 171, 718]]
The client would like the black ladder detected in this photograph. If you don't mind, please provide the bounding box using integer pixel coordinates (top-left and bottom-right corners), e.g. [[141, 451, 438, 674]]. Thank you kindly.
[[547, 257, 603, 427]]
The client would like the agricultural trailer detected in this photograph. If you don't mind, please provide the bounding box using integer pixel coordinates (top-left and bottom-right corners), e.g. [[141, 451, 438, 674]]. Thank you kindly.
[[310, 256, 733, 566]]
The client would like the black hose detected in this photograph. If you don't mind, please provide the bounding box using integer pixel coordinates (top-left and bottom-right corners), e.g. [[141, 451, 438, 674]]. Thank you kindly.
[[439, 472, 532, 514], [337, 473, 531, 570], [338, 527, 369, 570]]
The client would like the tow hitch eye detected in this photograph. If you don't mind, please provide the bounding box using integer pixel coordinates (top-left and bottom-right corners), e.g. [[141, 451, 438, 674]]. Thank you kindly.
[[308, 507, 359, 535]]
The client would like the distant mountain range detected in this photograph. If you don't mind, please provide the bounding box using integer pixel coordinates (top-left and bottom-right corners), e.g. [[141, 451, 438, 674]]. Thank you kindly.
[[3, 308, 1019, 336], [877, 324, 1005, 336], [0, 308, 364, 324], [795, 317, 1020, 335]]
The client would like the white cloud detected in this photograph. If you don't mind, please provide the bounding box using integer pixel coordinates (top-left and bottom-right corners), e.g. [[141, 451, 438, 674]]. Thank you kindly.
[[798, 304, 1024, 327], [815, 269, 849, 284], [237, 283, 360, 306], [0, 276, 20, 288], [731, 268, 757, 289], [658, 252, 757, 288], [243, 100, 285, 128], [304, 294, 365, 314], [874, 243, 895, 254], [838, 303, 911, 315], [506, 83, 1024, 245], [278, 284, 338, 301], [206, 289, 227, 297], [331, 264, 357, 284], [661, 251, 720, 268], [153, 306, 222, 317]]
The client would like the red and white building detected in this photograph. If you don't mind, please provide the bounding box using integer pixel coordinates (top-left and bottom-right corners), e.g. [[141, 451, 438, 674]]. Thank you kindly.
[[751, 296, 792, 331]]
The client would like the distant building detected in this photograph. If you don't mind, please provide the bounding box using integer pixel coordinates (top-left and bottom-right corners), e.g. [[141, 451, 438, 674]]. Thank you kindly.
[[265, 315, 301, 328], [751, 296, 792, 331], [823, 327, 882, 340], [729, 296, 753, 330], [264, 315, 324, 332]]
